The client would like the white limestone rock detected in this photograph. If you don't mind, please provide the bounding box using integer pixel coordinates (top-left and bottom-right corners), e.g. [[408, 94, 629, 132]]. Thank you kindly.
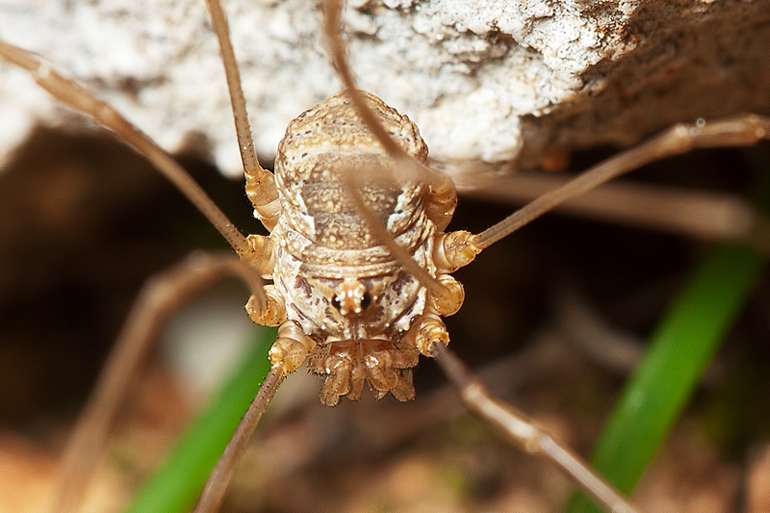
[[0, 0, 768, 176]]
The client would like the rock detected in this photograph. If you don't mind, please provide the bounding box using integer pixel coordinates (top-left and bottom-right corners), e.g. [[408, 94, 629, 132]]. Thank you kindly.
[[0, 0, 768, 177]]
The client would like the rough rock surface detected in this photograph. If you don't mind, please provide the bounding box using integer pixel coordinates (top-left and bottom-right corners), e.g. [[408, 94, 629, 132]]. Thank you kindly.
[[0, 0, 768, 177]]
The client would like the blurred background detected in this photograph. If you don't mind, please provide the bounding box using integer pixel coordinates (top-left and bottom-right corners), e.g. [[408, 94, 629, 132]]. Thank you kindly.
[[0, 122, 769, 511]]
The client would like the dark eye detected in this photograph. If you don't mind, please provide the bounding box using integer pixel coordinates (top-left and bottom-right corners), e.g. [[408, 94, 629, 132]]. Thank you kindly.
[[331, 295, 342, 311], [360, 291, 372, 310]]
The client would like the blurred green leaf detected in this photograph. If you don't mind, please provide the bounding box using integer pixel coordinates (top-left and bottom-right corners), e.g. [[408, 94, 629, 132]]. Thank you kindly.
[[567, 244, 764, 512], [125, 326, 276, 513]]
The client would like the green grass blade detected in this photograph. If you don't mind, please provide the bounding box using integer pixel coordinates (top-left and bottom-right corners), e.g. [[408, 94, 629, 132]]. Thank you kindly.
[[567, 244, 765, 513], [125, 326, 277, 513]]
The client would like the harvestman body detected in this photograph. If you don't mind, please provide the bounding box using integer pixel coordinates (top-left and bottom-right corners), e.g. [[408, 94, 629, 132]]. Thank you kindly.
[[247, 90, 470, 406], [2, 0, 770, 511]]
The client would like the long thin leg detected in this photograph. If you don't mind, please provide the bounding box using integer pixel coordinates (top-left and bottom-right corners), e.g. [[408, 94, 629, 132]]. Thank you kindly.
[[0, 40, 251, 259], [460, 171, 765, 245], [191, 319, 315, 510], [320, 0, 770, 257], [192, 366, 285, 513], [321, 0, 410, 163], [204, 0, 280, 231], [50, 252, 263, 513], [321, 0, 458, 230], [342, 174, 449, 298], [320, 2, 634, 508], [472, 116, 770, 249], [432, 343, 640, 513], [320, 0, 763, 261]]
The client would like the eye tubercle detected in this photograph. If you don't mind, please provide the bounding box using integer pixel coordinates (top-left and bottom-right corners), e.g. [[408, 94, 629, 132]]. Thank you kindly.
[[332, 279, 370, 315]]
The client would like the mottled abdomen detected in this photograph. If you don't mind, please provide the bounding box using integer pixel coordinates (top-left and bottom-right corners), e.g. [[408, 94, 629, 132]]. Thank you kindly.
[[273, 91, 431, 269], [267, 91, 444, 405]]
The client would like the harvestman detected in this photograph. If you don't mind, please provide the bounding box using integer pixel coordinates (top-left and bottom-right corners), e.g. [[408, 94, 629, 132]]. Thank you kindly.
[[1, 0, 769, 511]]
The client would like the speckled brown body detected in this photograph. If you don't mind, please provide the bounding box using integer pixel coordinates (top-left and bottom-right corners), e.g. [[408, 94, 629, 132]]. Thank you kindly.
[[274, 91, 434, 333], [262, 91, 452, 405]]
